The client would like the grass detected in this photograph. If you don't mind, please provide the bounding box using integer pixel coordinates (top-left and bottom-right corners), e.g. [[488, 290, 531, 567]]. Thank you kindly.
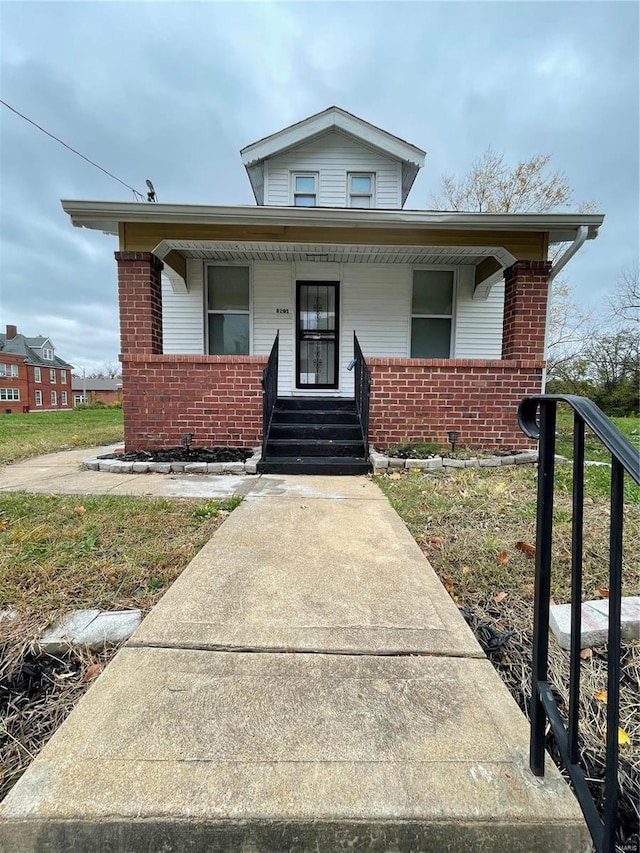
[[555, 409, 639, 464], [0, 491, 242, 799], [0, 409, 124, 465], [377, 465, 639, 841]]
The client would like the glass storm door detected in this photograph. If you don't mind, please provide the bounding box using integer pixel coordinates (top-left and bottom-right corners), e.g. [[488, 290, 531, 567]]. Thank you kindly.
[[296, 282, 339, 389]]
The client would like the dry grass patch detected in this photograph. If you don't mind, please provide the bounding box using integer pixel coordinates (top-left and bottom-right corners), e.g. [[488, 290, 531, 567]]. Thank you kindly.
[[0, 492, 240, 800], [377, 465, 639, 844]]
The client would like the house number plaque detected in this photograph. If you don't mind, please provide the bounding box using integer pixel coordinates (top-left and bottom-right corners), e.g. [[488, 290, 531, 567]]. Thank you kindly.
[[275, 308, 290, 314]]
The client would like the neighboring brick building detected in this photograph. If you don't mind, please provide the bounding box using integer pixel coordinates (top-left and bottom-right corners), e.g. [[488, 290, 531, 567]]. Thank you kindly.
[[0, 325, 74, 413], [71, 376, 122, 406]]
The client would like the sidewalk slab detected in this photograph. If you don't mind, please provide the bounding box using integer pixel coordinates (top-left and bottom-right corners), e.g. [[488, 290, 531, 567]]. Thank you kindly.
[[130, 491, 482, 657], [0, 647, 589, 853]]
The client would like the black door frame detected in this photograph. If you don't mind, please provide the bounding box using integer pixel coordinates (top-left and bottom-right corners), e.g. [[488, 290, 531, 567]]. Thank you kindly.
[[295, 281, 340, 390]]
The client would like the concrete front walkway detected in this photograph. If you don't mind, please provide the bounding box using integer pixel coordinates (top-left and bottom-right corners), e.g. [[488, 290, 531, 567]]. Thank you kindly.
[[0, 466, 589, 851]]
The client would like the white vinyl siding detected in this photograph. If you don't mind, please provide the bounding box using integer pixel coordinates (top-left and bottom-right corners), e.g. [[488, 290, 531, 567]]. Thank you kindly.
[[454, 266, 505, 359], [265, 130, 401, 208], [252, 262, 294, 396], [161, 261, 205, 353]]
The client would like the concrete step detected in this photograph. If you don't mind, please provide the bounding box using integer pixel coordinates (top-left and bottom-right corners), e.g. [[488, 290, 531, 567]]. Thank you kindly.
[[0, 647, 589, 853], [258, 456, 371, 475]]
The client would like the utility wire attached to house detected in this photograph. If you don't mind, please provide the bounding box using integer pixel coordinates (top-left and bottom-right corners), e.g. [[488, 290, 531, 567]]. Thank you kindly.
[[0, 99, 149, 202]]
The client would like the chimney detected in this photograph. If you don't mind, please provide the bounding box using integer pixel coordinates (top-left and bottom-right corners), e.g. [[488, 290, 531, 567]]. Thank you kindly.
[[6, 325, 17, 340]]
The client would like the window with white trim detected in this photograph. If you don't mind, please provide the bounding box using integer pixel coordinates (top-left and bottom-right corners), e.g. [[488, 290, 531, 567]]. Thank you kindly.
[[43, 347, 54, 360], [206, 266, 250, 355], [60, 369, 67, 383], [292, 173, 317, 207], [35, 390, 42, 407], [0, 388, 20, 401], [50, 390, 57, 406], [74, 394, 86, 406], [410, 270, 455, 358], [0, 363, 19, 377], [348, 173, 374, 208], [50, 369, 56, 383], [61, 391, 68, 406], [34, 367, 41, 382]]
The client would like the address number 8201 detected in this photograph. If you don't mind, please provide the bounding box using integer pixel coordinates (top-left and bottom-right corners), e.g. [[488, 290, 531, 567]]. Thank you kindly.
[[275, 308, 290, 314]]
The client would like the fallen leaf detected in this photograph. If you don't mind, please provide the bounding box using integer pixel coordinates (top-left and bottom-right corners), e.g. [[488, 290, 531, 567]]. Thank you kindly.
[[580, 648, 592, 660], [549, 596, 557, 607], [415, 535, 425, 544], [299, 505, 307, 510], [493, 591, 507, 604], [74, 505, 87, 516], [444, 578, 456, 598], [429, 536, 443, 548], [595, 586, 609, 598], [497, 550, 509, 566], [407, 510, 417, 519], [601, 725, 632, 747], [593, 689, 607, 703], [81, 663, 103, 682], [462, 565, 472, 575], [515, 541, 536, 558], [388, 471, 402, 480]]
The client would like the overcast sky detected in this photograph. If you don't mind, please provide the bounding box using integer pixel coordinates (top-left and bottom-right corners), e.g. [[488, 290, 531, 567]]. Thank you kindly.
[[1, 0, 638, 372]]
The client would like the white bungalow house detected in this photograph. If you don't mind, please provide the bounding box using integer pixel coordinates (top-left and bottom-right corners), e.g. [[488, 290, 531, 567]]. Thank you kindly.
[[62, 107, 604, 473]]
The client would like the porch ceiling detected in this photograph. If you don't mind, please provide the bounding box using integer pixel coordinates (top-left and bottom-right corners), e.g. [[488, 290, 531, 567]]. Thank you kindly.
[[154, 239, 515, 268]]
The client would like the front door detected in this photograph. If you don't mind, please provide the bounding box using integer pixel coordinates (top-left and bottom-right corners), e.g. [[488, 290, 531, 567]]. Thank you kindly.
[[296, 282, 339, 389]]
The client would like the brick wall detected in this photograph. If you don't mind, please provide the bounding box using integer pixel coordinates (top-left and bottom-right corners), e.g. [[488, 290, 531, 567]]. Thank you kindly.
[[29, 365, 72, 410], [116, 252, 163, 355], [368, 358, 544, 450], [121, 354, 266, 449], [0, 355, 28, 413], [502, 260, 552, 361]]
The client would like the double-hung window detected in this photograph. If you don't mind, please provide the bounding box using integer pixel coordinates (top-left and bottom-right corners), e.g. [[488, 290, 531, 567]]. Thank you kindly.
[[35, 390, 42, 407], [410, 270, 455, 358], [0, 364, 18, 377], [206, 266, 250, 356], [50, 368, 56, 383], [348, 173, 374, 208], [292, 173, 317, 207], [43, 347, 54, 360], [61, 391, 68, 406], [50, 390, 57, 406], [60, 370, 67, 384], [34, 367, 41, 382]]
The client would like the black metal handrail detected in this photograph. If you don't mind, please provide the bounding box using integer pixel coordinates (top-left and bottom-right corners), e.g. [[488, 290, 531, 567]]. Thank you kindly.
[[261, 331, 279, 459], [353, 333, 372, 456], [518, 394, 640, 853]]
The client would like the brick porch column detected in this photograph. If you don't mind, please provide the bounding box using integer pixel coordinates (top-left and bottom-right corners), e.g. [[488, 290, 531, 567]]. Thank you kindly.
[[115, 251, 164, 354], [502, 260, 553, 360]]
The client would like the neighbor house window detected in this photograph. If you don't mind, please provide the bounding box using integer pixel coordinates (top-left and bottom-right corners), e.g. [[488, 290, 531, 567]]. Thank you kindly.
[[0, 388, 20, 401], [60, 370, 67, 383], [43, 347, 54, 360], [74, 394, 86, 406], [61, 391, 68, 406], [292, 173, 317, 207], [348, 173, 374, 208], [35, 390, 42, 407], [50, 369, 56, 383], [50, 390, 57, 406], [34, 367, 41, 382], [0, 363, 18, 377], [206, 266, 250, 356], [410, 269, 455, 358]]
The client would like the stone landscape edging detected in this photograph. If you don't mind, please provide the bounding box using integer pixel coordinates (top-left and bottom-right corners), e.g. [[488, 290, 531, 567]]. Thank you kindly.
[[83, 447, 262, 475], [369, 447, 553, 472]]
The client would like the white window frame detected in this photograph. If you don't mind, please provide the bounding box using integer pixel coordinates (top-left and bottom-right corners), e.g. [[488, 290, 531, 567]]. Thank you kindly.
[[0, 388, 20, 401], [50, 368, 56, 383], [0, 363, 18, 377], [43, 347, 54, 360], [204, 262, 253, 356], [347, 172, 375, 208], [35, 390, 42, 407], [61, 391, 68, 406], [74, 394, 86, 406], [34, 366, 41, 382], [60, 369, 67, 383], [50, 390, 57, 406], [291, 172, 318, 207], [409, 266, 457, 359]]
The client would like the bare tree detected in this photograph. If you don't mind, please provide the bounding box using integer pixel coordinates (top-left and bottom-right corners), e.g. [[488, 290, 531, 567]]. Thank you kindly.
[[87, 362, 121, 379], [609, 263, 640, 327]]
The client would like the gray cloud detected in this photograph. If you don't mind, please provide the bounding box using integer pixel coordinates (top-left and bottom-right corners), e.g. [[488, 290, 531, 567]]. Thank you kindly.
[[1, 1, 637, 371]]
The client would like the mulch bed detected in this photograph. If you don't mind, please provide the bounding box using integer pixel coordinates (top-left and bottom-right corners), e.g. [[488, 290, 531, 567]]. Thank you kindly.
[[98, 446, 253, 463]]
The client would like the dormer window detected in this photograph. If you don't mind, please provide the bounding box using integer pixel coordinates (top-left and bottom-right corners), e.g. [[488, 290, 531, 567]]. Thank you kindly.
[[43, 347, 54, 360], [292, 173, 317, 207], [348, 173, 374, 208]]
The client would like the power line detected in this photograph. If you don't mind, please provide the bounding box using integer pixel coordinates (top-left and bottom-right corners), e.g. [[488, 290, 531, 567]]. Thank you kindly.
[[0, 99, 146, 200]]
